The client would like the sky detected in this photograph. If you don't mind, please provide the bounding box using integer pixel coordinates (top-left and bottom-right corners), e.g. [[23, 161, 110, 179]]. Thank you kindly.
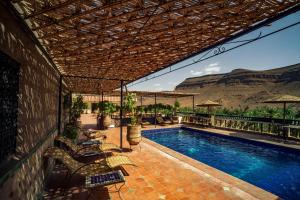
[[128, 10, 300, 92]]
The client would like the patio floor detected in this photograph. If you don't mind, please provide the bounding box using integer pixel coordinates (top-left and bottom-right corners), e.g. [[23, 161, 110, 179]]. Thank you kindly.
[[43, 114, 278, 200]]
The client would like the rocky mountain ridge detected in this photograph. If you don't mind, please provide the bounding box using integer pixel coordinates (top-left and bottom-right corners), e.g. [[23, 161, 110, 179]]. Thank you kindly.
[[175, 63, 300, 108]]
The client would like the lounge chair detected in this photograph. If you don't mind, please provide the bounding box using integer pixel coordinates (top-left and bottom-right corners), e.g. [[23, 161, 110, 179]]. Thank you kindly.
[[156, 116, 172, 126], [82, 129, 107, 141], [44, 146, 135, 177], [56, 136, 121, 157], [172, 116, 179, 124], [141, 120, 151, 128]]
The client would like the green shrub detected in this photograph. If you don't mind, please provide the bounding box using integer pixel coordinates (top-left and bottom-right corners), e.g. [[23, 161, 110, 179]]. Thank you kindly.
[[62, 124, 78, 140], [124, 93, 138, 125], [70, 95, 87, 124], [98, 101, 117, 115]]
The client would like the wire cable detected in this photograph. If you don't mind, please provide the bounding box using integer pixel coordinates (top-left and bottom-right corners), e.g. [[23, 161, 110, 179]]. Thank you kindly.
[[128, 20, 300, 87]]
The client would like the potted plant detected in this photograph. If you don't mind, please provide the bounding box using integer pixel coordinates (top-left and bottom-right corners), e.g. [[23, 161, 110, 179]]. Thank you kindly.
[[70, 95, 87, 126], [173, 100, 180, 123], [62, 123, 78, 141], [98, 101, 116, 129], [124, 93, 141, 146]]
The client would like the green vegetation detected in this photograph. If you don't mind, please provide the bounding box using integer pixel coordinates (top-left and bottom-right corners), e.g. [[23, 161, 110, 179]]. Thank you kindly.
[[178, 106, 194, 113], [174, 100, 180, 114], [121, 99, 300, 120], [124, 93, 138, 125], [62, 124, 78, 140], [63, 94, 72, 109], [98, 101, 117, 115], [70, 95, 87, 124], [176, 105, 300, 119], [213, 106, 300, 119], [193, 106, 299, 119], [141, 103, 174, 116], [66, 95, 87, 140]]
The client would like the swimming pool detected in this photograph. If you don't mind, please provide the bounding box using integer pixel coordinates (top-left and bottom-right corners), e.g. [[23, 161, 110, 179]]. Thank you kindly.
[[143, 127, 300, 200]]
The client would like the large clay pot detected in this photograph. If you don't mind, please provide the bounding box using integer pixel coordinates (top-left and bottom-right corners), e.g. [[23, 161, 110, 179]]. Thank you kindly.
[[99, 115, 111, 129], [127, 125, 142, 145]]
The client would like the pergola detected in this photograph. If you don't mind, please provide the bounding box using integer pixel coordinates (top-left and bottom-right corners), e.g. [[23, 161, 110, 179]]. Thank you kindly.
[[6, 0, 300, 148], [83, 90, 197, 127], [82, 90, 197, 105], [132, 91, 198, 127], [8, 0, 300, 93]]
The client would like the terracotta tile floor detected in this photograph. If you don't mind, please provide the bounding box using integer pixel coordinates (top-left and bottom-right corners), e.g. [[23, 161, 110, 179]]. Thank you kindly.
[[43, 114, 278, 200]]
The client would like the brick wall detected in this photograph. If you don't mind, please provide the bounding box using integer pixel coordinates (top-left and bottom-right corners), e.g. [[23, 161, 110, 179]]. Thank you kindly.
[[0, 2, 62, 199]]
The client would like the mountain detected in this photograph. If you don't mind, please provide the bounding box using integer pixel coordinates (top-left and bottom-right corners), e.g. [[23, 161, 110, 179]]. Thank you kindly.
[[174, 63, 300, 108]]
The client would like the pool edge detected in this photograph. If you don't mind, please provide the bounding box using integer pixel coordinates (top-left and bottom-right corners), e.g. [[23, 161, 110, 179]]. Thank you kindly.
[[182, 126, 300, 153], [141, 132, 279, 200]]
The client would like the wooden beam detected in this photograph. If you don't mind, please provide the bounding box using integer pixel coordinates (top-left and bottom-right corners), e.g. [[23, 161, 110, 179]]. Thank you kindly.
[[24, 0, 82, 19], [9, 0, 300, 95], [43, 1, 245, 53], [49, 24, 229, 59], [63, 75, 132, 81], [46, 12, 211, 50], [32, 0, 136, 31], [37, 0, 222, 39]]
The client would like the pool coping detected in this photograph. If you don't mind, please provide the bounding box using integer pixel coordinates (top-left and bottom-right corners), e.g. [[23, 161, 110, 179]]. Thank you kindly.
[[143, 124, 300, 152], [141, 128, 279, 200], [182, 125, 300, 152]]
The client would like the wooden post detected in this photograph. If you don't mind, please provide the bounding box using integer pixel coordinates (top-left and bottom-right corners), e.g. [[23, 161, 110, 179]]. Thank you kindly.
[[192, 95, 195, 113], [58, 75, 62, 134], [283, 102, 287, 139], [120, 80, 124, 149], [154, 93, 157, 128], [69, 91, 72, 123], [101, 91, 104, 116]]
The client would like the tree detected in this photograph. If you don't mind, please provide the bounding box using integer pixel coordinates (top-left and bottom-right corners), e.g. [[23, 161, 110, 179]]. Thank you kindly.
[[70, 95, 86, 124], [124, 93, 138, 125], [174, 100, 180, 114], [98, 101, 117, 115], [295, 109, 300, 119]]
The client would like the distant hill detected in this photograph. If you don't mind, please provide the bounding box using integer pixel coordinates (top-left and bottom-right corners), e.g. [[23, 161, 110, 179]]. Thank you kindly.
[[174, 63, 300, 108]]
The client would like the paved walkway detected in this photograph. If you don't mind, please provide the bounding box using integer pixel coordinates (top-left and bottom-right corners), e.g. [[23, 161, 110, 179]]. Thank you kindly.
[[44, 114, 278, 200]]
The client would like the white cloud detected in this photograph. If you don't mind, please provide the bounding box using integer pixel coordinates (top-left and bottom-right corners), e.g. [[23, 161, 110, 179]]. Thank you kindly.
[[208, 62, 219, 67], [190, 70, 203, 76], [189, 62, 221, 76], [205, 66, 221, 73], [154, 83, 161, 87]]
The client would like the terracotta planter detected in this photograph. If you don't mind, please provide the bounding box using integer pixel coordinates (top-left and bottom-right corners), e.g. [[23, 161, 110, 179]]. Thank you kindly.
[[127, 125, 141, 145], [99, 115, 111, 129]]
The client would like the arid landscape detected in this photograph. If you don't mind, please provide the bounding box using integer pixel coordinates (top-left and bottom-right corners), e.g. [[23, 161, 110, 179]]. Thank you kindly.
[[142, 63, 300, 108]]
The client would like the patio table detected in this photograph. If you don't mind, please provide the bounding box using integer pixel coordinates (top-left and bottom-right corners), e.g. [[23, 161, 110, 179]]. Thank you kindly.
[[85, 170, 126, 199], [79, 140, 101, 146]]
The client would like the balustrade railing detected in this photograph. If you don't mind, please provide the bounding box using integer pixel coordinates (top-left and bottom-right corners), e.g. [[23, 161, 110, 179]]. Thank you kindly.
[[181, 114, 300, 140]]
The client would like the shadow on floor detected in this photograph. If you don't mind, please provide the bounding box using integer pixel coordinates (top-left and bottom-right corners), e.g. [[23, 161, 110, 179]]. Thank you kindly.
[[43, 164, 111, 200]]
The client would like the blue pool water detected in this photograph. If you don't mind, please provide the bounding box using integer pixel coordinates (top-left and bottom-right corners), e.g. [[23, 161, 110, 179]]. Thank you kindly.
[[143, 127, 300, 200]]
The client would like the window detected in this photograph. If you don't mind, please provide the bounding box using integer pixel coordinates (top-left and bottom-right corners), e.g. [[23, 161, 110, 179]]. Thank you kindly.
[[0, 51, 20, 164]]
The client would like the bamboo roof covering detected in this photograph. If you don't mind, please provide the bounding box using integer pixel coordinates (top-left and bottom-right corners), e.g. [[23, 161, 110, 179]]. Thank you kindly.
[[119, 90, 198, 97], [10, 0, 300, 93], [196, 100, 221, 107], [132, 91, 197, 98], [81, 90, 198, 97]]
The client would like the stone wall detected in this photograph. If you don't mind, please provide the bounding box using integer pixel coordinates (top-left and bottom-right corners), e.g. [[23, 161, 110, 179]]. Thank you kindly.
[[0, 2, 62, 199]]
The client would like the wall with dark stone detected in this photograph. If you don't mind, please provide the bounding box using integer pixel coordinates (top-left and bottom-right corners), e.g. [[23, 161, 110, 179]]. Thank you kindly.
[[0, 2, 62, 199]]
